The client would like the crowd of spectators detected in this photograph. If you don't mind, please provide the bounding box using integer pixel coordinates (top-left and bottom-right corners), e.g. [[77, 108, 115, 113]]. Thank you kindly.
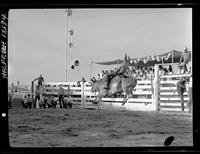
[[92, 64, 177, 81]]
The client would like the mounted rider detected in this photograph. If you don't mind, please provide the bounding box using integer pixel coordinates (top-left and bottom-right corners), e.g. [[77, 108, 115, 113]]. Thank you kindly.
[[105, 54, 130, 90]]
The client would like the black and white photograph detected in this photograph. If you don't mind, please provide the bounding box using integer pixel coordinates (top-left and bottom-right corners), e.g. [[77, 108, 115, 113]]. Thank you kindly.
[[6, 7, 194, 148]]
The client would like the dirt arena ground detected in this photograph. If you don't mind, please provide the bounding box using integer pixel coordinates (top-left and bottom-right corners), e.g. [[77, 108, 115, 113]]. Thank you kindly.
[[8, 107, 193, 147]]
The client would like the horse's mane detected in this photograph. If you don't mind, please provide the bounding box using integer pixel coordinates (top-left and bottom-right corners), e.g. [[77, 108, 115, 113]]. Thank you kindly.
[[96, 75, 108, 83]]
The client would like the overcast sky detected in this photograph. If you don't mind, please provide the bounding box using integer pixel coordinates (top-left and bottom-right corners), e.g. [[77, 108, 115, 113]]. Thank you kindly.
[[8, 8, 192, 85]]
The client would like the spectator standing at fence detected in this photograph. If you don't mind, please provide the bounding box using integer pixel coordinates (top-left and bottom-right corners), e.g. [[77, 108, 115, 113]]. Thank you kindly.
[[177, 77, 187, 111], [92, 77, 97, 82], [178, 47, 191, 73], [146, 70, 151, 80], [77, 81, 81, 87], [34, 85, 41, 108], [141, 70, 147, 80], [66, 85, 72, 96], [163, 68, 168, 75], [138, 69, 143, 80], [149, 68, 155, 79], [23, 95, 28, 108], [97, 73, 101, 80], [58, 85, 65, 108], [52, 95, 57, 108], [23, 94, 32, 108], [188, 67, 192, 73], [27, 94, 32, 108], [168, 65, 173, 75], [101, 70, 105, 78], [39, 94, 47, 108], [46, 95, 51, 108], [158, 65, 165, 77], [186, 75, 192, 113]]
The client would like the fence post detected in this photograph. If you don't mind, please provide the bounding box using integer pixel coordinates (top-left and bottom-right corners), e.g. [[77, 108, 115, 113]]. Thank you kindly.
[[81, 78, 86, 108], [31, 81, 35, 108], [82, 82, 84, 108], [39, 85, 43, 109], [153, 64, 160, 111]]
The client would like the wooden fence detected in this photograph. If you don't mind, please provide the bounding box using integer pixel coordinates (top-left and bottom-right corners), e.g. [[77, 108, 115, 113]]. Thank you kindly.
[[36, 80, 154, 111], [154, 64, 191, 112], [159, 74, 191, 112], [29, 63, 192, 111]]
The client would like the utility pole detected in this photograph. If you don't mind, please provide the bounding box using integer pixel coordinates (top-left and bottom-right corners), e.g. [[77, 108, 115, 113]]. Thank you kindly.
[[65, 9, 72, 82]]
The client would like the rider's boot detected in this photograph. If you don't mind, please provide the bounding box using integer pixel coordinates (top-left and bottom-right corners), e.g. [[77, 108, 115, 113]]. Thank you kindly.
[[104, 76, 110, 90]]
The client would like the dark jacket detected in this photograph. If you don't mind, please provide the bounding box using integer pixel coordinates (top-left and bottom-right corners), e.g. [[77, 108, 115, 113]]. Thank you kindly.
[[177, 80, 186, 95], [58, 87, 65, 96]]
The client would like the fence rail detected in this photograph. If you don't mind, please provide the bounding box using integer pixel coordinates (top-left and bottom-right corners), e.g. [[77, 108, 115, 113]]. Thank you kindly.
[[10, 77, 190, 112], [156, 65, 191, 111], [38, 76, 189, 111]]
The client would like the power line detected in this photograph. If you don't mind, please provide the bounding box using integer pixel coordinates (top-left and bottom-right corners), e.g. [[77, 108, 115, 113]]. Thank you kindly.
[[9, 17, 66, 22], [8, 10, 190, 22]]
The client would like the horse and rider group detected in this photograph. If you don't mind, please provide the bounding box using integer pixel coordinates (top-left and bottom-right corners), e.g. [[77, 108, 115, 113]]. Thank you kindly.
[[90, 55, 137, 106]]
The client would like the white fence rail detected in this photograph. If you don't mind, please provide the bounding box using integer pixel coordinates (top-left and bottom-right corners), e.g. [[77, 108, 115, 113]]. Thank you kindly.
[[37, 80, 154, 111], [156, 66, 191, 112], [38, 75, 190, 111]]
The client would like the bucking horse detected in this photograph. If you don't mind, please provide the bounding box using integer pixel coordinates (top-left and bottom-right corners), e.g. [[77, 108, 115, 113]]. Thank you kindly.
[[90, 74, 137, 106]]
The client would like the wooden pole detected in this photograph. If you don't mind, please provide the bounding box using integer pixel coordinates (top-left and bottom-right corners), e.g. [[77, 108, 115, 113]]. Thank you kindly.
[[153, 64, 160, 111], [81, 80, 85, 108], [31, 81, 35, 108], [151, 77, 154, 98], [65, 9, 71, 82], [39, 85, 43, 109]]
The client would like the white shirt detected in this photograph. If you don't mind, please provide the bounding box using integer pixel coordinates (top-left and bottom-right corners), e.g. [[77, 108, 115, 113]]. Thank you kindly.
[[188, 77, 192, 87], [186, 76, 192, 91]]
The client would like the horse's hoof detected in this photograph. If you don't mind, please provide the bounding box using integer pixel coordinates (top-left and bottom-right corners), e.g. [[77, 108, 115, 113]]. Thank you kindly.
[[122, 102, 125, 106]]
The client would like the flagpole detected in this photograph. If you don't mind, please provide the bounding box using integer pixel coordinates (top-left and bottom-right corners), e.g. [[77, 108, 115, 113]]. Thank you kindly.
[[65, 9, 69, 82], [68, 13, 72, 82], [65, 9, 73, 82]]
